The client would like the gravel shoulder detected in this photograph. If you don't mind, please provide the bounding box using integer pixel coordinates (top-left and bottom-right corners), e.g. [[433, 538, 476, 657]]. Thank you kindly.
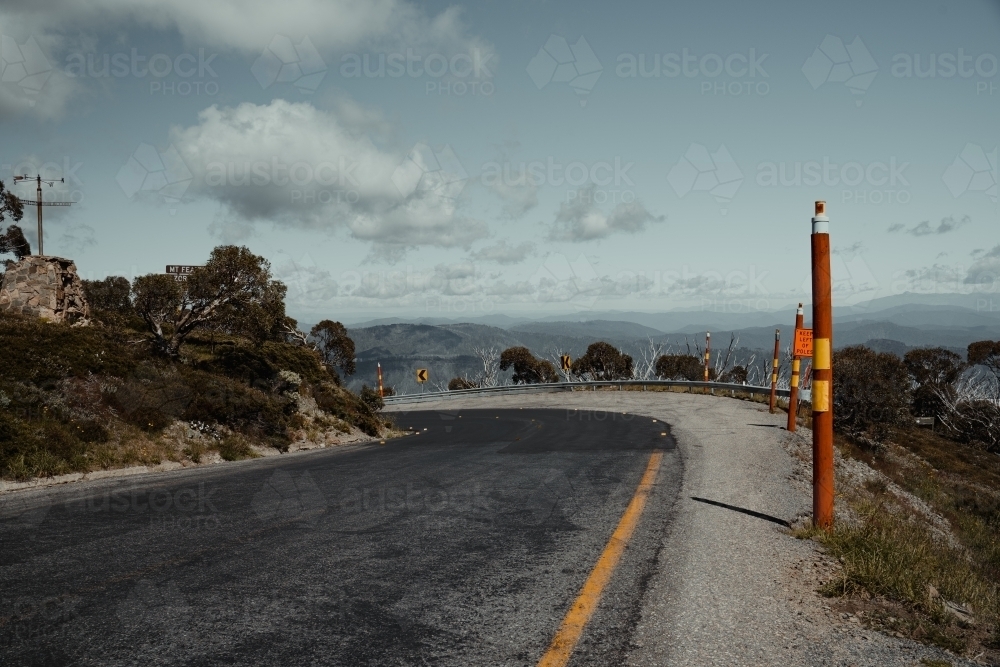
[[388, 390, 974, 666]]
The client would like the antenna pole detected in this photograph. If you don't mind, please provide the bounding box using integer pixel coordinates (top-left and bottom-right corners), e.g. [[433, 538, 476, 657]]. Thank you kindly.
[[36, 175, 43, 255], [13, 175, 72, 256]]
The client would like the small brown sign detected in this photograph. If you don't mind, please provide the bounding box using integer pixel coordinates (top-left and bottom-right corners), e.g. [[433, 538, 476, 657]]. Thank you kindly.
[[560, 354, 572, 371], [793, 328, 814, 357], [416, 369, 428, 383]]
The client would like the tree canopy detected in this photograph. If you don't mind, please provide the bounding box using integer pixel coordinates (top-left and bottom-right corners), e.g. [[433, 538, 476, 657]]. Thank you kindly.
[[968, 340, 1000, 377], [571, 342, 633, 380], [655, 354, 704, 381], [132, 245, 283, 357], [0, 180, 28, 261], [309, 320, 356, 381], [499, 346, 558, 384]]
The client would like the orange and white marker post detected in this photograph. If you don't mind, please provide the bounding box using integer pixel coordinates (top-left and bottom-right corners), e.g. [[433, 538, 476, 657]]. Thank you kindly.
[[377, 362, 384, 398], [787, 304, 805, 432], [704, 332, 711, 382], [768, 329, 780, 413], [811, 201, 835, 528]]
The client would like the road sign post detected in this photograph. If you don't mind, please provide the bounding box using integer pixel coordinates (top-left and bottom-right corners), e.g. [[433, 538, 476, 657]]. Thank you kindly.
[[560, 354, 572, 381], [377, 363, 384, 398], [811, 201, 835, 529], [787, 304, 806, 432]]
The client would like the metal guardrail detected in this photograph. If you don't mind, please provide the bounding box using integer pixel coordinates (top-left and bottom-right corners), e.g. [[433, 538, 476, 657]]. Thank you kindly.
[[383, 380, 795, 405]]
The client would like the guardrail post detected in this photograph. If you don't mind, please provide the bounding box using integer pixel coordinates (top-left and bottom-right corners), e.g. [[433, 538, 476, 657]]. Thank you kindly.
[[769, 329, 780, 413], [811, 201, 835, 529], [787, 304, 804, 432]]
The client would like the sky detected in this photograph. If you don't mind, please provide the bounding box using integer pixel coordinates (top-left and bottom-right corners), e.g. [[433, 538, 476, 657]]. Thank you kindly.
[[0, 0, 998, 324]]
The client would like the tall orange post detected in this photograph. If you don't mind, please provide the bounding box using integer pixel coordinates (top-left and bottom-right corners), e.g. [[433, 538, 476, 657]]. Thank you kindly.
[[377, 362, 384, 398], [787, 303, 804, 432], [811, 201, 834, 528], [768, 329, 780, 413], [704, 332, 711, 382]]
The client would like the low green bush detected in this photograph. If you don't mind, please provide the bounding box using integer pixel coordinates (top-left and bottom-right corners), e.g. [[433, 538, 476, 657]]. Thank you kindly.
[[1, 311, 382, 479]]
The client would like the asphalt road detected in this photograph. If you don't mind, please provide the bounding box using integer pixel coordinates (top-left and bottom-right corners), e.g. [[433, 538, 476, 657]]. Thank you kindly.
[[0, 408, 681, 666]]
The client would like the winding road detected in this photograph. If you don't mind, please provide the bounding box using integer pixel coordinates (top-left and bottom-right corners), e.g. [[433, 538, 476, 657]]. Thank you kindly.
[[1, 408, 681, 666]]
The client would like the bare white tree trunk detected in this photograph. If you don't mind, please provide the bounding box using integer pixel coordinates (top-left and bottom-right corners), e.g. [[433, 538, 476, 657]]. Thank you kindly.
[[472, 345, 503, 387], [933, 367, 1000, 443], [712, 333, 739, 380], [634, 337, 668, 380]]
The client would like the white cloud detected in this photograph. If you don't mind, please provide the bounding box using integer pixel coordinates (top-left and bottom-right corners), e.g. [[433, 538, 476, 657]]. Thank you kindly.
[[1, 0, 485, 55], [170, 99, 488, 258], [264, 255, 658, 317], [0, 0, 491, 117], [888, 215, 970, 237], [548, 186, 664, 241], [966, 244, 1000, 286], [468, 240, 534, 265], [481, 142, 539, 218], [0, 33, 80, 119], [486, 176, 538, 219]]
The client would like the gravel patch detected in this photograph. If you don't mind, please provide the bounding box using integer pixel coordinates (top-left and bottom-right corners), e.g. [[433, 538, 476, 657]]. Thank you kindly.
[[388, 390, 976, 666]]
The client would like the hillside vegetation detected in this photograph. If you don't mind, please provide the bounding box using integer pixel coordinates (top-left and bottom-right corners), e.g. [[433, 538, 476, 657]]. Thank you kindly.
[[0, 246, 388, 482], [797, 343, 1000, 660]]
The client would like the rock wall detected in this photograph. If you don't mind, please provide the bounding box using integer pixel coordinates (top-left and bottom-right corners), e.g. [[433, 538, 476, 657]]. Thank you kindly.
[[0, 255, 90, 323]]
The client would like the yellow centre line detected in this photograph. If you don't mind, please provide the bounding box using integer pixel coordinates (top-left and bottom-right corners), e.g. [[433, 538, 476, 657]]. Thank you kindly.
[[536, 449, 664, 667]]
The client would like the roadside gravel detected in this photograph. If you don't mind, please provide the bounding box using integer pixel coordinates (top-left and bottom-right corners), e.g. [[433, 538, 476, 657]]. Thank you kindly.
[[388, 390, 975, 666]]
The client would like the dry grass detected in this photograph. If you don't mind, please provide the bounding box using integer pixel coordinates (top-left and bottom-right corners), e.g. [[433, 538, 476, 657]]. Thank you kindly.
[[800, 428, 1000, 659]]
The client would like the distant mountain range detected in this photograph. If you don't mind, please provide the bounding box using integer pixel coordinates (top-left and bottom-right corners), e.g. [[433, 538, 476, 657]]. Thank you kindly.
[[344, 292, 1000, 332], [340, 293, 1000, 393]]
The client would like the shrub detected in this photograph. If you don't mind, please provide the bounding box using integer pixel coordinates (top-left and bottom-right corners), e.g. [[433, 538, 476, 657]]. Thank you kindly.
[[0, 313, 138, 383], [313, 383, 383, 437], [82, 276, 134, 321], [720, 365, 748, 384], [360, 385, 384, 412], [193, 339, 330, 388], [448, 377, 477, 390], [904, 348, 966, 418], [499, 346, 558, 384], [834, 346, 912, 451], [218, 434, 257, 461], [110, 366, 192, 431], [655, 354, 704, 381], [572, 342, 633, 380], [179, 371, 295, 439]]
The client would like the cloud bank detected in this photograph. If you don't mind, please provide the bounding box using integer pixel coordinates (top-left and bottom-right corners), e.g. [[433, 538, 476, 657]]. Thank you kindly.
[[170, 99, 488, 259]]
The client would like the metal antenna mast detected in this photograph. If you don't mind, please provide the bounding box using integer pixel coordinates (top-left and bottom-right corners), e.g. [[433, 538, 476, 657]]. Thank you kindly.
[[12, 174, 74, 256]]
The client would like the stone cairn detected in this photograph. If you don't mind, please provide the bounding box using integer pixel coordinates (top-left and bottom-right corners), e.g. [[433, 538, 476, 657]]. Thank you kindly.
[[0, 255, 90, 323]]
